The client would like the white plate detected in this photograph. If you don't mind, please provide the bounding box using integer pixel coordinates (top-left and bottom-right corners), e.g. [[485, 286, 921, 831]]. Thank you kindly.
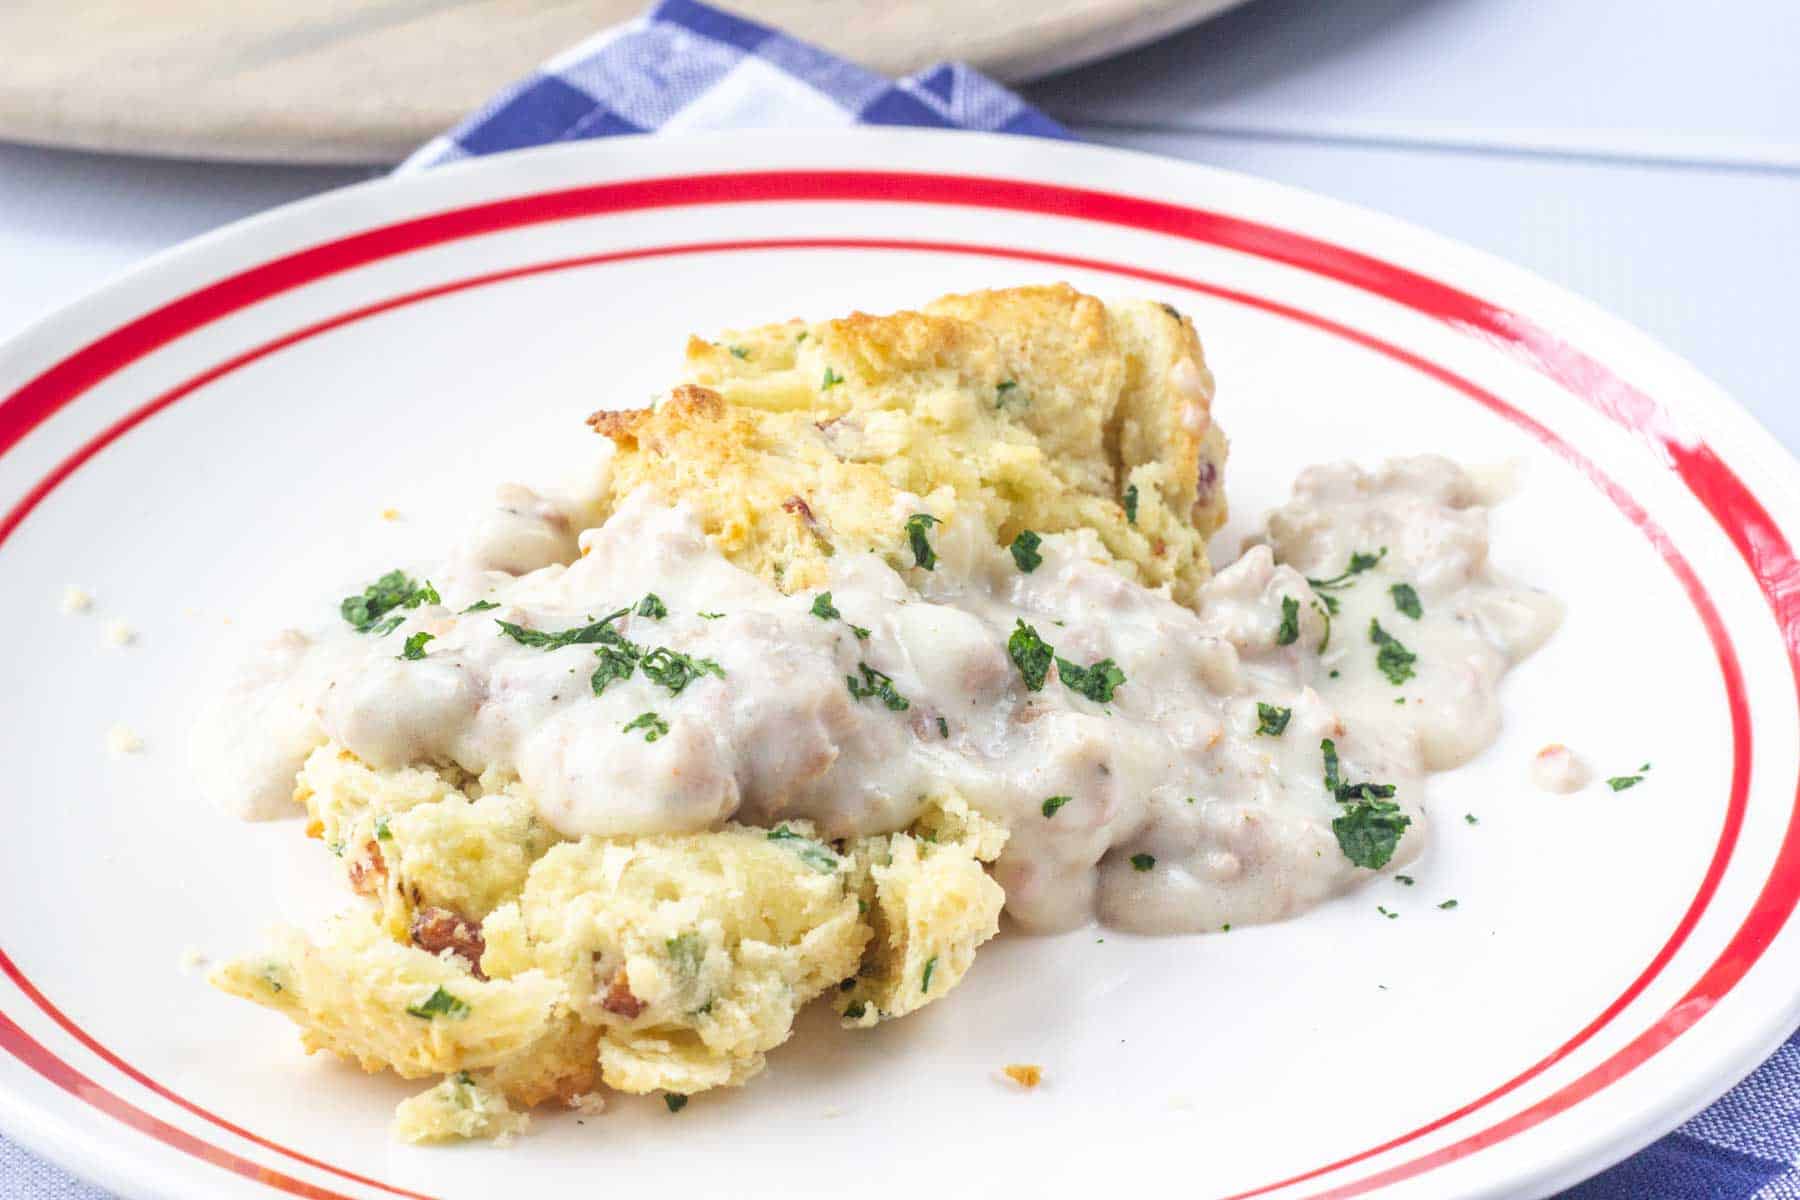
[[1, 130, 1797, 1200]]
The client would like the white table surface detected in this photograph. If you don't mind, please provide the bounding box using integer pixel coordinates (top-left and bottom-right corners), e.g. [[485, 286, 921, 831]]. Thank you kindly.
[[1, 0, 1796, 1195]]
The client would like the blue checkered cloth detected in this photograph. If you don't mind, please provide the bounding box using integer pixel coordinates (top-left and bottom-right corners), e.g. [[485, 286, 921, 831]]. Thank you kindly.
[[6, 3, 1794, 1197]]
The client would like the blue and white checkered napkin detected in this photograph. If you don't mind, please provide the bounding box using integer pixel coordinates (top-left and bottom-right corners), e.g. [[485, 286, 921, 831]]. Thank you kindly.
[[7, 3, 1797, 1198], [399, 0, 1067, 173]]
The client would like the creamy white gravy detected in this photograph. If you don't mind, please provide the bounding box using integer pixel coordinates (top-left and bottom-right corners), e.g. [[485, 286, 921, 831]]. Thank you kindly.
[[193, 456, 1559, 935]]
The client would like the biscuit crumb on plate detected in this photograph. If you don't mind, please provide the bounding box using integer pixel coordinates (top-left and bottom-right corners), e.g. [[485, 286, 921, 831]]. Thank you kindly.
[[179, 946, 210, 974], [106, 725, 143, 756], [103, 620, 136, 647], [61, 585, 93, 613], [382, 507, 401, 521], [1002, 1064, 1043, 1089]]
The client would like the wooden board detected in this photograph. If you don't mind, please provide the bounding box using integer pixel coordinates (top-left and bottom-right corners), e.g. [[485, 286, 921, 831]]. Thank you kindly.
[[0, 0, 1238, 165]]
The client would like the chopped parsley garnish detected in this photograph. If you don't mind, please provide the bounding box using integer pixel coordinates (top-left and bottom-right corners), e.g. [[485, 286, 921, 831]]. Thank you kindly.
[[1438, 899, 1459, 910], [1276, 595, 1301, 646], [665, 931, 705, 976], [1395, 874, 1413, 886], [810, 592, 840, 620], [845, 663, 909, 711], [1255, 703, 1292, 737], [639, 646, 725, 695], [590, 644, 637, 695], [844, 1000, 867, 1020], [1123, 484, 1140, 524], [1007, 620, 1055, 691], [398, 631, 434, 661], [1607, 763, 1652, 791], [664, 1093, 688, 1113], [904, 513, 941, 570], [340, 570, 439, 634], [461, 599, 498, 613], [496, 609, 630, 650], [1308, 548, 1387, 591], [1130, 853, 1156, 872], [1311, 597, 1333, 653], [1041, 795, 1072, 819], [405, 986, 470, 1020], [374, 817, 391, 840], [728, 344, 750, 359], [921, 956, 938, 993], [636, 593, 668, 619], [1464, 813, 1479, 826], [1377, 906, 1398, 920], [1058, 656, 1126, 703], [1009, 529, 1043, 573], [936, 716, 950, 739], [767, 825, 839, 873], [623, 711, 669, 742], [850, 624, 871, 640], [1321, 738, 1409, 869], [1390, 583, 1422, 620], [995, 379, 1019, 407], [821, 366, 844, 390], [699, 611, 725, 620], [1369, 619, 1418, 685]]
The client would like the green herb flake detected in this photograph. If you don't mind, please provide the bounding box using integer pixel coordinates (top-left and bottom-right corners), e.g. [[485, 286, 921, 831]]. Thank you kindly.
[[1123, 484, 1140, 524], [405, 986, 470, 1021], [1465, 813, 1479, 825], [1255, 703, 1292, 737], [850, 624, 871, 640], [921, 955, 938, 993], [1438, 899, 1459, 910], [767, 825, 840, 873], [810, 592, 841, 620], [636, 593, 668, 619], [496, 608, 631, 650], [1395, 874, 1413, 886], [1007, 620, 1055, 691], [1058, 656, 1126, 703], [995, 379, 1019, 408], [1009, 529, 1043, 573], [1377, 906, 1399, 920], [727, 344, 750, 360], [936, 716, 950, 739], [1130, 853, 1156, 872], [699, 611, 725, 620], [845, 662, 909, 711], [664, 1093, 688, 1113], [1041, 795, 1072, 819], [844, 1000, 867, 1020], [1312, 597, 1334, 653], [340, 570, 439, 634], [666, 932, 705, 977], [1607, 764, 1652, 791], [623, 711, 670, 742], [398, 631, 434, 661], [1390, 583, 1423, 620], [1369, 619, 1418, 685], [590, 644, 637, 696], [904, 513, 941, 571], [821, 366, 844, 390], [1276, 595, 1301, 646], [374, 817, 391, 841], [461, 599, 499, 613], [640, 646, 725, 695], [1309, 548, 1388, 591], [1321, 738, 1408, 869]]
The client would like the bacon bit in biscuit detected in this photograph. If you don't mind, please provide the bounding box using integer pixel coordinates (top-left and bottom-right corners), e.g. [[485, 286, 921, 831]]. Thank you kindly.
[[1002, 1064, 1043, 1089], [601, 967, 646, 1019], [346, 840, 388, 897], [411, 906, 486, 978], [782, 495, 818, 528]]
